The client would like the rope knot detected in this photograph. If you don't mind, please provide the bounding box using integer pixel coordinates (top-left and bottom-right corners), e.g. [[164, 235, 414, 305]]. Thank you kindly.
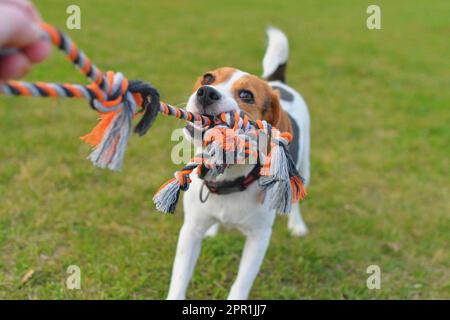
[[82, 73, 160, 171], [88, 71, 132, 113]]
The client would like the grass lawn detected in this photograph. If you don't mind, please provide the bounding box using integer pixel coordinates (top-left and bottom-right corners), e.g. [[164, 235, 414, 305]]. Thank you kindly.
[[0, 0, 448, 299]]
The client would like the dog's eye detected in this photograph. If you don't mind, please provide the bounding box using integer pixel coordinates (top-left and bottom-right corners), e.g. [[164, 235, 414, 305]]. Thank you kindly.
[[238, 90, 254, 104], [201, 73, 215, 85]]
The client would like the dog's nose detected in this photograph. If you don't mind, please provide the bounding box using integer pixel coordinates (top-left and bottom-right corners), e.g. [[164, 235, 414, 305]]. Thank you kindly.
[[196, 86, 221, 108]]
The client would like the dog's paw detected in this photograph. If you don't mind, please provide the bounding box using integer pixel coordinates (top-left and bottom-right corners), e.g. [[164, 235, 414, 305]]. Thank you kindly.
[[204, 224, 219, 238], [289, 223, 308, 237]]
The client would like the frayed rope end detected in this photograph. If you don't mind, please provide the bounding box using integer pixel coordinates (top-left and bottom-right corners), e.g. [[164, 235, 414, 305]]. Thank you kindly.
[[80, 80, 160, 172], [259, 143, 307, 214], [83, 103, 133, 171], [153, 178, 182, 213]]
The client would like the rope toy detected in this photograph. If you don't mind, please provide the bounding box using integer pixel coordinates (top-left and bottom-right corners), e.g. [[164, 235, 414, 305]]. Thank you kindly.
[[153, 112, 306, 213], [0, 23, 306, 213]]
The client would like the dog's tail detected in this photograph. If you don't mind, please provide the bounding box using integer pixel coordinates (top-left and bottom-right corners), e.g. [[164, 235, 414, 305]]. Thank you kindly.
[[262, 27, 289, 83]]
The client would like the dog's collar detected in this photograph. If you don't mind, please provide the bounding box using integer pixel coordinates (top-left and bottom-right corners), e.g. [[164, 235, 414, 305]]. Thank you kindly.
[[199, 164, 261, 195]]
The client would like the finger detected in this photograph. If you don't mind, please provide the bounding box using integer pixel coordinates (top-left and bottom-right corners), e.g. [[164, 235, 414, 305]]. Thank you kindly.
[[0, 0, 41, 22], [23, 39, 51, 63], [0, 5, 40, 48], [0, 53, 31, 80]]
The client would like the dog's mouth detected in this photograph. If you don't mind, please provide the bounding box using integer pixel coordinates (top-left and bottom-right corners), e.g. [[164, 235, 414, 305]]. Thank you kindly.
[[185, 108, 252, 134], [192, 99, 240, 117], [184, 108, 220, 138], [198, 109, 221, 116]]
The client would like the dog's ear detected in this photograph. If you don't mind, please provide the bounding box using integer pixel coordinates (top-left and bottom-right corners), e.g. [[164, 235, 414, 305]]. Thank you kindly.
[[264, 89, 281, 126], [264, 88, 292, 133]]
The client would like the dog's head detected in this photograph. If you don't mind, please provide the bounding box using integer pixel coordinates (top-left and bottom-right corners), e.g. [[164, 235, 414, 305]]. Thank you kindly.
[[186, 67, 292, 133]]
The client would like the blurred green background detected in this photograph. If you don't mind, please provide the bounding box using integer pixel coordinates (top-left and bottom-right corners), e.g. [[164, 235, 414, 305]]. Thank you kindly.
[[0, 0, 448, 299]]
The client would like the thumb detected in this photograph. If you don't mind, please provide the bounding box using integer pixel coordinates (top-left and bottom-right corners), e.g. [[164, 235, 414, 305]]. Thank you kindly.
[[0, 5, 41, 48]]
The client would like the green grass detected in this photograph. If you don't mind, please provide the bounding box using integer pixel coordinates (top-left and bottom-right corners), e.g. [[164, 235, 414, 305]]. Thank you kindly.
[[0, 0, 449, 299]]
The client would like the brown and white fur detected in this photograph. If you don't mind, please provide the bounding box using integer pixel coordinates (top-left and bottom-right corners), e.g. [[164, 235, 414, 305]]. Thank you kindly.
[[167, 27, 310, 300]]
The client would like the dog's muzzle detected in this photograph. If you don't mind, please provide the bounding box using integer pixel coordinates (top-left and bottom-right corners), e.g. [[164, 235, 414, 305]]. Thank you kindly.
[[196, 86, 221, 108]]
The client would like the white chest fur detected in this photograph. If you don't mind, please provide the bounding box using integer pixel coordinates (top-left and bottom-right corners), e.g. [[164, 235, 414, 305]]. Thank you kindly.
[[183, 166, 277, 234]]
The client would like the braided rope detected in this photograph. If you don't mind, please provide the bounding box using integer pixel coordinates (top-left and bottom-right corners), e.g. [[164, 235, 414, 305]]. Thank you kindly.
[[0, 22, 306, 213], [0, 23, 213, 170]]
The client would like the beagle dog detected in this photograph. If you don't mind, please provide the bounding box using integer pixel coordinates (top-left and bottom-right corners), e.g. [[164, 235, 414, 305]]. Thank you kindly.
[[167, 27, 310, 300]]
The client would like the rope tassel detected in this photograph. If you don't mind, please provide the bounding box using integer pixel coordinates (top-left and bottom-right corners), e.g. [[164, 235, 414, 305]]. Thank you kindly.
[[84, 96, 134, 170], [260, 143, 292, 213], [153, 178, 182, 214], [153, 162, 198, 213], [79, 77, 160, 170]]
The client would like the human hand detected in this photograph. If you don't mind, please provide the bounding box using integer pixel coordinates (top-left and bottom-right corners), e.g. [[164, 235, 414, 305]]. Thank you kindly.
[[0, 0, 51, 80]]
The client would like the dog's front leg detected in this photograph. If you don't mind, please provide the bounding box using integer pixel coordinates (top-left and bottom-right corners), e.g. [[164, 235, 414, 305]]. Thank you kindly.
[[167, 223, 207, 300], [228, 228, 272, 300]]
